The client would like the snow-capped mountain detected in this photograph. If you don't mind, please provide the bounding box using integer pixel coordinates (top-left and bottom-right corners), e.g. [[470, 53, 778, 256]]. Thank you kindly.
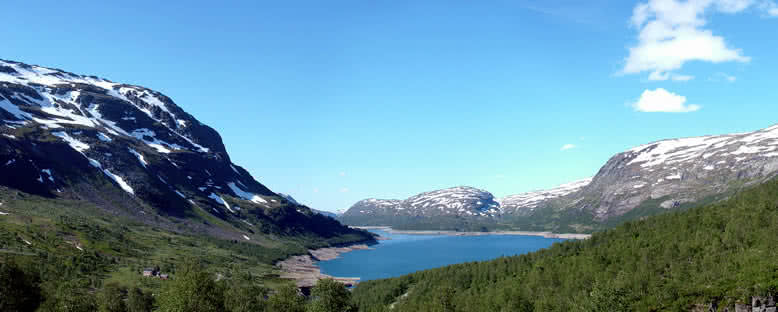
[[341, 199, 404, 217], [498, 178, 592, 216], [342, 124, 778, 233], [340, 187, 500, 226], [403, 187, 501, 217], [0, 59, 368, 242]]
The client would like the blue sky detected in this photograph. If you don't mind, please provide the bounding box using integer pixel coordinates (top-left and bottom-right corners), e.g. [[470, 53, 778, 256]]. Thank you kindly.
[[2, 0, 777, 212]]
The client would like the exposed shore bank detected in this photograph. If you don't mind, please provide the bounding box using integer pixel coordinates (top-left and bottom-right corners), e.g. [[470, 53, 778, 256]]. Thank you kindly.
[[354, 226, 592, 240], [277, 244, 371, 288]]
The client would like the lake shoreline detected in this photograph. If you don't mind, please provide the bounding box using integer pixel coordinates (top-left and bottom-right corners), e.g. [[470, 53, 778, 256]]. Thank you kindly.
[[353, 226, 592, 240], [277, 244, 371, 288]]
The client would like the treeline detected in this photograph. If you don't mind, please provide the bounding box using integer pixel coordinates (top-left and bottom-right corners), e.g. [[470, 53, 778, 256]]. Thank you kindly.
[[0, 260, 357, 312], [351, 178, 778, 311]]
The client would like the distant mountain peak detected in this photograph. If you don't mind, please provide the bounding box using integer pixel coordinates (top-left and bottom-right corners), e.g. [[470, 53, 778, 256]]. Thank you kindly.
[[342, 186, 500, 219]]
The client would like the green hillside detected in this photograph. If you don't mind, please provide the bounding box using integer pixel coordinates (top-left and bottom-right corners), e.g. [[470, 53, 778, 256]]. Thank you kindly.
[[0, 185, 373, 309], [351, 178, 778, 311]]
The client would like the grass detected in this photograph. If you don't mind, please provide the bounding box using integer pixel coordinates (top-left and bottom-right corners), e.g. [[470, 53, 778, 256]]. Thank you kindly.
[[0, 185, 368, 295]]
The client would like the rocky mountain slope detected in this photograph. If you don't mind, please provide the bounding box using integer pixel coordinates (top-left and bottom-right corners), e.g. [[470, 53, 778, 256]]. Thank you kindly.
[[342, 124, 778, 233], [497, 178, 592, 216], [514, 123, 778, 232], [0, 59, 372, 243]]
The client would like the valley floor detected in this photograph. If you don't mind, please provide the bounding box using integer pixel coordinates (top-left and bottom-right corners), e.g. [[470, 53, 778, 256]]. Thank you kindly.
[[353, 226, 592, 239]]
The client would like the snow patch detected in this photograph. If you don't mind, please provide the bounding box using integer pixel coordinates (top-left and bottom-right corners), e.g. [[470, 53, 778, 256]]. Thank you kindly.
[[208, 193, 234, 213], [103, 170, 134, 194], [227, 182, 267, 204], [42, 169, 54, 182], [128, 148, 148, 168], [52, 131, 90, 152], [96, 132, 112, 142], [0, 98, 32, 120]]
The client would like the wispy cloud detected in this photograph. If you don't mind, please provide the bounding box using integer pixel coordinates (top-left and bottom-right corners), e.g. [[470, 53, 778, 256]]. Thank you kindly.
[[518, 0, 613, 26], [648, 72, 694, 81], [623, 0, 760, 80], [561, 144, 577, 151], [339, 172, 346, 177], [710, 72, 738, 82], [633, 88, 700, 113], [339, 187, 350, 193]]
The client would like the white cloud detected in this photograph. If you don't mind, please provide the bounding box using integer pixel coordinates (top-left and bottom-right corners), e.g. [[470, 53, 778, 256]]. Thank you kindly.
[[561, 144, 577, 151], [760, 0, 778, 15], [339, 187, 350, 193], [313, 188, 319, 193], [624, 0, 756, 80], [339, 172, 346, 177], [633, 88, 701, 113]]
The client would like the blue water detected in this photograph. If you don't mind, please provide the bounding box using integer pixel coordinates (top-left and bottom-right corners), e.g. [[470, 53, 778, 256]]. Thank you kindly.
[[319, 230, 565, 282]]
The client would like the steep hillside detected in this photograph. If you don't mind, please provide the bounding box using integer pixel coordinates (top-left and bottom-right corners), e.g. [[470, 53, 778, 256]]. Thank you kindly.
[[352, 177, 778, 312], [0, 59, 373, 250]]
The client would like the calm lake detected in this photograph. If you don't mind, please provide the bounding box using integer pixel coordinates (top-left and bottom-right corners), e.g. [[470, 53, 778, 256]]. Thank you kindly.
[[318, 229, 566, 282]]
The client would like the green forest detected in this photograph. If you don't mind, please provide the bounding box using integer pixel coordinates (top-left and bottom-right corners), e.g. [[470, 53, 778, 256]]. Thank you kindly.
[[351, 178, 778, 311]]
